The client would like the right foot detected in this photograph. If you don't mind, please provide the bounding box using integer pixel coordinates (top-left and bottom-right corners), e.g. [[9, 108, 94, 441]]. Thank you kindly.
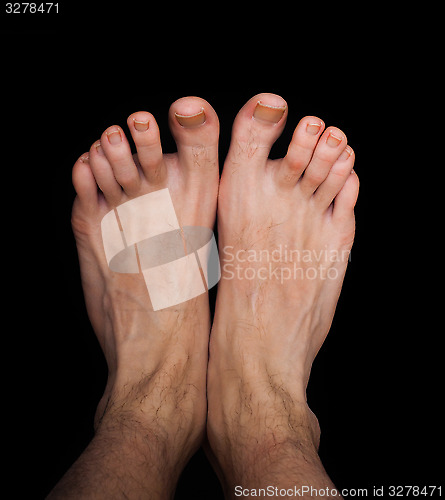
[[207, 94, 359, 493], [70, 97, 219, 493]]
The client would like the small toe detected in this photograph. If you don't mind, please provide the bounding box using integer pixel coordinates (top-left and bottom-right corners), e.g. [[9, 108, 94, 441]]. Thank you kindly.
[[276, 116, 325, 187], [332, 170, 360, 223], [88, 139, 123, 205], [314, 146, 355, 209], [298, 126, 348, 196], [100, 125, 141, 196], [127, 111, 165, 183], [72, 153, 99, 210], [168, 96, 219, 173]]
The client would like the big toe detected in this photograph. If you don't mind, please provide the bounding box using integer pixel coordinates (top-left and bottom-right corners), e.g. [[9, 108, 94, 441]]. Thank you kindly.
[[227, 93, 287, 165], [168, 96, 220, 174]]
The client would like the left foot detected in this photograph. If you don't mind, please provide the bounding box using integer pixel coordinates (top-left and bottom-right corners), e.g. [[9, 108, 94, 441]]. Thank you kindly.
[[207, 93, 359, 491], [70, 97, 219, 491]]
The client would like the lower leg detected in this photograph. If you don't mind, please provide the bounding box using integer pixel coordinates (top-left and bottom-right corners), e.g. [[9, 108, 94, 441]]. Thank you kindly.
[[207, 94, 358, 497], [49, 320, 207, 499], [49, 97, 220, 498], [208, 305, 338, 498]]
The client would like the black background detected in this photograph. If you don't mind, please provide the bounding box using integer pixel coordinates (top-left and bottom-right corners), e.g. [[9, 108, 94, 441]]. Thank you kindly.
[[4, 6, 442, 499]]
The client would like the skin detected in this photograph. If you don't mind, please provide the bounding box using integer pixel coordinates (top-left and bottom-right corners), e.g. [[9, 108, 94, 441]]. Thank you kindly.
[[207, 94, 358, 498], [48, 93, 358, 499]]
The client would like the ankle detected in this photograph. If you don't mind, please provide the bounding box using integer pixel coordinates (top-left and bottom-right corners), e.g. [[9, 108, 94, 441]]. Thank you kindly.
[[207, 371, 321, 470], [211, 412, 322, 493], [91, 420, 183, 498], [252, 399, 321, 453], [94, 351, 208, 446], [95, 393, 206, 481]]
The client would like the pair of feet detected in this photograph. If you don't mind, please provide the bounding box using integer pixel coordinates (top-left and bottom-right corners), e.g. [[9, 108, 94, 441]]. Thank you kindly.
[[63, 93, 358, 498]]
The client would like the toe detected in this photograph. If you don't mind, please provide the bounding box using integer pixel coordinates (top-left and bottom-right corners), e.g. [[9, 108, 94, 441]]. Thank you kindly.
[[297, 126, 348, 196], [72, 153, 99, 211], [313, 146, 355, 209], [88, 139, 123, 205], [332, 170, 360, 223], [127, 111, 165, 183], [276, 116, 325, 187], [100, 125, 141, 196], [168, 96, 219, 173], [227, 93, 287, 164]]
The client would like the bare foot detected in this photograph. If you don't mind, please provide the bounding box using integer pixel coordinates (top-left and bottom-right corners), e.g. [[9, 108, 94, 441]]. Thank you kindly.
[[207, 94, 359, 494], [68, 97, 219, 496]]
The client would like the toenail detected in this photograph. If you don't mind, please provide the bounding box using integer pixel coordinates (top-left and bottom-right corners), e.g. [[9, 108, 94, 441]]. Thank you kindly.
[[133, 119, 149, 132], [80, 154, 89, 162], [253, 101, 286, 124], [94, 141, 104, 155], [326, 132, 343, 148], [306, 122, 322, 135], [338, 145, 353, 161], [106, 129, 122, 145], [175, 108, 206, 128]]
